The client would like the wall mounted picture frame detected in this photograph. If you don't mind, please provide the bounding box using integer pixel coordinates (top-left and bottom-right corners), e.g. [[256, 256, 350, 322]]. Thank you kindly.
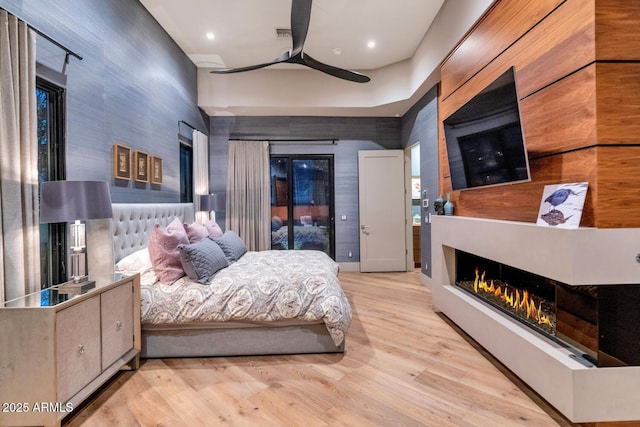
[[134, 150, 149, 183], [113, 144, 131, 180], [151, 155, 163, 184]]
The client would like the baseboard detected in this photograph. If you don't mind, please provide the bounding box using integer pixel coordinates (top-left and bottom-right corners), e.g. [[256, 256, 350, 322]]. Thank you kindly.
[[420, 271, 432, 291], [338, 262, 360, 272]]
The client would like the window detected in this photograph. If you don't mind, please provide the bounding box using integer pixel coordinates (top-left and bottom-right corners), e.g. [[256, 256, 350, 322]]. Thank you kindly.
[[180, 142, 193, 203], [37, 78, 66, 288]]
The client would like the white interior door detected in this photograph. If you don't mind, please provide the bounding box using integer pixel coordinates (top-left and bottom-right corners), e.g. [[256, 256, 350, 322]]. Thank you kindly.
[[358, 150, 407, 272]]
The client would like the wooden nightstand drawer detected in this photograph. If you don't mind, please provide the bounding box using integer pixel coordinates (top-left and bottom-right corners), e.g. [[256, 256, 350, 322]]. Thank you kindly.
[[56, 296, 101, 402], [101, 280, 134, 369]]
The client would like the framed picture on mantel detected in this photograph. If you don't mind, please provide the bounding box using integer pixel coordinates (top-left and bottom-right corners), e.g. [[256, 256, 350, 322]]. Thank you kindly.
[[536, 182, 588, 229]]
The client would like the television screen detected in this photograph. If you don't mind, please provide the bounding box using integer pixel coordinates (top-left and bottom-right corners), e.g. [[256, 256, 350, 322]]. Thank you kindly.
[[443, 67, 530, 191]]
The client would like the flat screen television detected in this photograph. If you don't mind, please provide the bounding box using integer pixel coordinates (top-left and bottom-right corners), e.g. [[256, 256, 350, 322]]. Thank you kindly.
[[443, 67, 530, 191]]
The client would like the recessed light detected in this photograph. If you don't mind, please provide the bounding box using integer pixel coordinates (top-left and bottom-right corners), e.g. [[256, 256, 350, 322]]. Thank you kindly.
[[333, 47, 342, 55], [367, 40, 376, 49], [206, 32, 215, 40]]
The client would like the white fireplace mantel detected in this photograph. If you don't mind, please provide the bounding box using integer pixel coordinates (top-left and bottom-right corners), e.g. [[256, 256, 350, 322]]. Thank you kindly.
[[432, 215, 640, 286], [431, 215, 640, 423]]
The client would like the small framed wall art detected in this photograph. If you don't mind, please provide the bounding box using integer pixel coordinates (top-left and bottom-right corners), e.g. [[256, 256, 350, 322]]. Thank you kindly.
[[134, 150, 149, 183], [113, 144, 131, 180], [150, 155, 163, 184]]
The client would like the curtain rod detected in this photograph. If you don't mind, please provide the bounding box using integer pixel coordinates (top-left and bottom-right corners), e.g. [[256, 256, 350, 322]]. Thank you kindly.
[[229, 138, 337, 145], [1, 8, 83, 63], [179, 120, 197, 131]]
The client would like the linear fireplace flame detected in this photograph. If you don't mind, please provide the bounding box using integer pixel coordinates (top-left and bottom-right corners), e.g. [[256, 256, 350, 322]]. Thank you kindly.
[[454, 250, 557, 337], [473, 268, 554, 329]]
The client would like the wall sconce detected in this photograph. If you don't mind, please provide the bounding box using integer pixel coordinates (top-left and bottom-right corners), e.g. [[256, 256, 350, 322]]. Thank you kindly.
[[40, 180, 112, 292], [199, 193, 225, 222]]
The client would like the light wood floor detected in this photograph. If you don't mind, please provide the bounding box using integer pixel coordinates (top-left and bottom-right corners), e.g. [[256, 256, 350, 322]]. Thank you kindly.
[[64, 270, 581, 427]]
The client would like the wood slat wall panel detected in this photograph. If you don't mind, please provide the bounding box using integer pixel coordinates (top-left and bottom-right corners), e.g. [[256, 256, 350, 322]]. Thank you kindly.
[[440, 0, 565, 100], [596, 0, 640, 60], [513, 0, 595, 98], [520, 65, 597, 158], [596, 146, 640, 228], [439, 0, 640, 228], [447, 148, 597, 226], [596, 63, 640, 145], [439, 0, 596, 121]]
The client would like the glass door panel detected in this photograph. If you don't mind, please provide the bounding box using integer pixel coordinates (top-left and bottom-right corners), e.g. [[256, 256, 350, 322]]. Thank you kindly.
[[292, 159, 331, 255], [270, 156, 334, 258], [270, 158, 290, 250]]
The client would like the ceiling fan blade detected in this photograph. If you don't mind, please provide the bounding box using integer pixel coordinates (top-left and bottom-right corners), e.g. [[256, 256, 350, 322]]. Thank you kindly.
[[290, 0, 312, 56], [302, 54, 371, 83], [211, 52, 291, 74]]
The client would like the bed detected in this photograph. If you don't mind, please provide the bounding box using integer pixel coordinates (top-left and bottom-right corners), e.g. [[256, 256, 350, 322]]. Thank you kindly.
[[111, 203, 351, 358]]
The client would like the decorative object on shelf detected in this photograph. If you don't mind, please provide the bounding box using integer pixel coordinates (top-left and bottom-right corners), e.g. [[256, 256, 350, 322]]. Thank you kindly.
[[444, 193, 454, 216], [39, 180, 113, 292], [536, 182, 588, 228], [134, 150, 149, 183], [113, 144, 131, 180], [434, 194, 445, 215], [199, 193, 226, 222], [150, 155, 163, 184]]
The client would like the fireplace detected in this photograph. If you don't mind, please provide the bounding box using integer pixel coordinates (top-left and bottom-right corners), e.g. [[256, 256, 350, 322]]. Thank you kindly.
[[431, 216, 640, 423], [454, 250, 640, 367], [455, 250, 557, 338]]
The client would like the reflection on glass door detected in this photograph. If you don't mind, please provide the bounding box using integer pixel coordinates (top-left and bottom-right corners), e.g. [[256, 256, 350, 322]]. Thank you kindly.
[[270, 156, 334, 258]]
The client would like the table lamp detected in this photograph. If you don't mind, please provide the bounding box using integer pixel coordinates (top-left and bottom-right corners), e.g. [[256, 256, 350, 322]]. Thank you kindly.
[[40, 180, 112, 292], [199, 193, 225, 222]]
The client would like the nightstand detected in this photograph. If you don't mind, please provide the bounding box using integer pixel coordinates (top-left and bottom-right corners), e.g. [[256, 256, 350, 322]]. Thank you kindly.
[[0, 273, 140, 427]]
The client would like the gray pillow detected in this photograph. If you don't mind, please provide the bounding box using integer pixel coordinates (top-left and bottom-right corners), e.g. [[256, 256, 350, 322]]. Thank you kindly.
[[214, 230, 247, 263], [178, 237, 229, 284]]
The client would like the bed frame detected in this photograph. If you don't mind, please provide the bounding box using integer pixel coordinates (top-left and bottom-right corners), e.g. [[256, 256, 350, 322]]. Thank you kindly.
[[111, 203, 345, 358]]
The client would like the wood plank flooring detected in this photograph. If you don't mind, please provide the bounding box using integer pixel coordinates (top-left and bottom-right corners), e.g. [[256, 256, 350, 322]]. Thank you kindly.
[[64, 270, 581, 427]]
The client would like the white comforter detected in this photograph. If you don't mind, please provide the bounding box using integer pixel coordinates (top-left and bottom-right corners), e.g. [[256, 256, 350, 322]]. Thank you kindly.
[[140, 250, 351, 346]]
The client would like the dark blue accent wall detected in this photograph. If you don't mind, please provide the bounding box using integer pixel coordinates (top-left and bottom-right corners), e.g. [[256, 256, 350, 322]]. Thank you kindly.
[[401, 86, 439, 278], [209, 116, 401, 263], [0, 0, 207, 202]]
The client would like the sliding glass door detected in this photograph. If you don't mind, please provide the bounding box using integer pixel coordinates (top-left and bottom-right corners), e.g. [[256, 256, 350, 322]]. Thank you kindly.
[[270, 156, 335, 259]]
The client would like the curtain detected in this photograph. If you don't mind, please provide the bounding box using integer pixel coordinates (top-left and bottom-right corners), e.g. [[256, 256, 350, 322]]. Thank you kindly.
[[192, 129, 209, 223], [226, 140, 270, 251], [0, 10, 39, 303]]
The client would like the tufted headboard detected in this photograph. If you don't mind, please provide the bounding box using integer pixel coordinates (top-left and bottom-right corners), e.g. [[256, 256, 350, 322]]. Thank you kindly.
[[111, 203, 194, 263]]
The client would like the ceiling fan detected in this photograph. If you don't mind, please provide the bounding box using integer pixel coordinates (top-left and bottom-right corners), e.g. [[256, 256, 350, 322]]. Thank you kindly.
[[210, 0, 371, 83]]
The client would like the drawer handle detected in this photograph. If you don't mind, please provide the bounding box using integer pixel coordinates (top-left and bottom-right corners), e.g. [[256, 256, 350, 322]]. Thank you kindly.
[[77, 344, 85, 355], [116, 321, 123, 331]]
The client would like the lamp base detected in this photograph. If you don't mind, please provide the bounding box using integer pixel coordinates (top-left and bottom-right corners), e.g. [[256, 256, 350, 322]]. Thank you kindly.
[[57, 279, 96, 295]]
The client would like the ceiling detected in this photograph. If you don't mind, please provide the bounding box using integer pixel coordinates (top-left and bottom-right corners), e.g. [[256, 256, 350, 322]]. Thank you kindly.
[[139, 0, 493, 117]]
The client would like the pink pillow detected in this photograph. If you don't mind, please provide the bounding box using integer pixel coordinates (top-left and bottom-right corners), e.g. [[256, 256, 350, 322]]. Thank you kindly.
[[148, 217, 189, 284], [184, 221, 209, 243], [204, 220, 223, 239]]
